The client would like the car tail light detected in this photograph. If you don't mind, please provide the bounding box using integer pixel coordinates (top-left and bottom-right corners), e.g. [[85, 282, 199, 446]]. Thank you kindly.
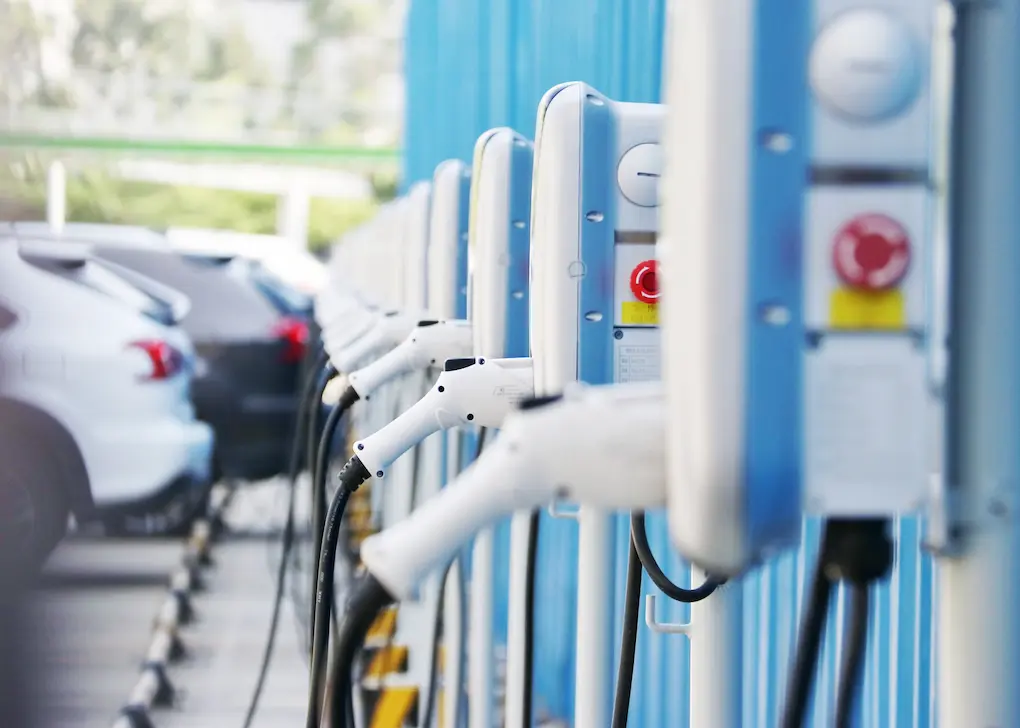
[[272, 316, 309, 364], [128, 339, 185, 381]]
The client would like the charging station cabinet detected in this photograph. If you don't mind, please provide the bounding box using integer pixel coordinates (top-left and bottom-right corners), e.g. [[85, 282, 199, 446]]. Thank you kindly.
[[527, 81, 662, 728], [428, 159, 473, 488], [426, 158, 472, 728], [361, 178, 442, 728], [661, 0, 936, 576], [464, 127, 534, 728], [373, 180, 434, 532]]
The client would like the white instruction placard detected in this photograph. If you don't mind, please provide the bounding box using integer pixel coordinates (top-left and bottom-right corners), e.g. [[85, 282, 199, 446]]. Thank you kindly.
[[804, 336, 931, 515], [613, 328, 661, 383]]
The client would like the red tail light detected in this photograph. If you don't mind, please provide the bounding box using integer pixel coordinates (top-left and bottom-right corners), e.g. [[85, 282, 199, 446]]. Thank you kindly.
[[272, 316, 309, 364], [128, 339, 185, 381]]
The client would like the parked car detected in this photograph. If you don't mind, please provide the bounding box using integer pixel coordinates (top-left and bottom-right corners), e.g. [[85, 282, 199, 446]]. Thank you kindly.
[[0, 230, 215, 560], [164, 227, 327, 296], [12, 222, 309, 482]]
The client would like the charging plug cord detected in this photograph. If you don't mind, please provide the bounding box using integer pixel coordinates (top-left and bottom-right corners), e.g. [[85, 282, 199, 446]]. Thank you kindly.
[[611, 511, 727, 728], [309, 385, 361, 655], [242, 350, 332, 728], [322, 572, 396, 728], [780, 519, 893, 728], [306, 456, 373, 728]]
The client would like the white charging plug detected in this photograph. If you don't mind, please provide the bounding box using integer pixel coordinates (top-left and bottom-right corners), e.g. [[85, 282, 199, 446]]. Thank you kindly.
[[358, 380, 666, 599], [353, 356, 535, 478], [346, 319, 474, 400], [329, 311, 426, 373]]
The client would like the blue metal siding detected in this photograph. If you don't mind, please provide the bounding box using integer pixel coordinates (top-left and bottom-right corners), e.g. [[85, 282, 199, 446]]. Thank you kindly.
[[401, 2, 936, 726]]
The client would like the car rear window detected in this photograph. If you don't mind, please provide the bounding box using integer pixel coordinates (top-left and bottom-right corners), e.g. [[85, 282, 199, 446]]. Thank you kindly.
[[181, 253, 311, 315], [94, 247, 281, 339], [242, 261, 312, 315], [34, 257, 177, 326]]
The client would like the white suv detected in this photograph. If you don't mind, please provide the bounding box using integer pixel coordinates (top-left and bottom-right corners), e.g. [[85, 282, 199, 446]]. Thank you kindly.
[[0, 230, 215, 564]]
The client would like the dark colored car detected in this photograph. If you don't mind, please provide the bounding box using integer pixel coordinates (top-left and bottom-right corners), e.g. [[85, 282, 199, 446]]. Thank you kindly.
[[12, 223, 309, 482]]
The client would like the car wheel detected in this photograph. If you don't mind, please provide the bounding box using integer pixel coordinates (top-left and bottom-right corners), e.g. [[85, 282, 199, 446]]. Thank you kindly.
[[0, 434, 68, 578], [102, 478, 214, 538]]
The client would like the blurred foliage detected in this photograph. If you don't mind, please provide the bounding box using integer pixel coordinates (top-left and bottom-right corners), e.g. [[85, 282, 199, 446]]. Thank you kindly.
[[0, 163, 380, 251]]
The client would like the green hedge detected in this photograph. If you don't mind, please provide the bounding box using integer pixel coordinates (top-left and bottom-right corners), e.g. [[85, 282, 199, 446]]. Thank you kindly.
[[0, 166, 391, 251]]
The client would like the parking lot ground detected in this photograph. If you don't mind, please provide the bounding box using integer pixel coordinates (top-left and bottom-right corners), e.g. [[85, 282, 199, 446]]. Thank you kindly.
[[156, 537, 310, 728], [35, 537, 186, 728], [35, 479, 314, 728]]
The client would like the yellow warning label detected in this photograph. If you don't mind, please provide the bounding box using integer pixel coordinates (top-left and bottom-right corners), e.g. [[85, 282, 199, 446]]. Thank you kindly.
[[829, 288, 907, 330], [621, 301, 659, 325], [370, 687, 418, 728], [364, 645, 408, 679]]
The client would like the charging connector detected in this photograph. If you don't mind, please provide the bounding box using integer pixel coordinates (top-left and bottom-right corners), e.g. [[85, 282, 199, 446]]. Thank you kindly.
[[328, 311, 424, 373], [351, 356, 535, 478], [325, 382, 667, 728], [346, 319, 473, 400], [359, 381, 666, 601]]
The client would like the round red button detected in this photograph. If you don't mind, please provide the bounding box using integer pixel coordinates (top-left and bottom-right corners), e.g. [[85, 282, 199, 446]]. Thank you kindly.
[[832, 213, 911, 291], [630, 260, 660, 303]]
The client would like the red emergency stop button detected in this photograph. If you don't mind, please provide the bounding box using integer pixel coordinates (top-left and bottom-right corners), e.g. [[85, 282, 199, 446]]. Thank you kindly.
[[629, 260, 660, 303], [832, 213, 911, 291]]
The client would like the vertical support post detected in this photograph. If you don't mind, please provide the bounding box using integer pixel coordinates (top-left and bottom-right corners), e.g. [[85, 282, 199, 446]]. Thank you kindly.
[[47, 161, 66, 232], [939, 0, 1020, 725], [688, 569, 742, 728], [573, 509, 614, 728], [277, 184, 310, 249], [468, 529, 494, 728]]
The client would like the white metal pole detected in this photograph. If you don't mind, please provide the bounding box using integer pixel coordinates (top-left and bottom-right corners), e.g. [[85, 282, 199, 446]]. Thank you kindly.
[[503, 511, 532, 728], [938, 0, 1020, 725], [468, 527, 495, 728], [688, 570, 742, 728], [47, 161, 66, 233], [573, 509, 614, 728], [276, 184, 310, 249]]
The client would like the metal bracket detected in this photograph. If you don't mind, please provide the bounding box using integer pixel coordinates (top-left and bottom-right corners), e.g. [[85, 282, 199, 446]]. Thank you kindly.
[[924, 473, 1018, 556], [547, 501, 579, 520], [643, 594, 691, 636]]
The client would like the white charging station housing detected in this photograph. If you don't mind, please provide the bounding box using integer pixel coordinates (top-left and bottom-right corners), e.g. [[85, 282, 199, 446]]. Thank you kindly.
[[662, 0, 936, 577], [529, 80, 664, 727], [468, 128, 534, 361]]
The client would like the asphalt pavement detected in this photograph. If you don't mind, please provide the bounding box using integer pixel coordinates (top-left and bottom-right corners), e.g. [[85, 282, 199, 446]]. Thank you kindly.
[[34, 479, 314, 728]]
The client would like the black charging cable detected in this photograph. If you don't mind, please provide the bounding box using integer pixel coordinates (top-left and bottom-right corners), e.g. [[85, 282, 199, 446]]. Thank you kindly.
[[779, 518, 893, 728], [610, 512, 727, 727], [630, 512, 725, 602], [611, 538, 643, 728], [325, 572, 396, 728], [418, 556, 459, 728], [241, 347, 331, 728], [306, 456, 372, 728]]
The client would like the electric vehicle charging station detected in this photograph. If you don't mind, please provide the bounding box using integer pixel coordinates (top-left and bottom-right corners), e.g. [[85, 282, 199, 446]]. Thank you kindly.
[[352, 164, 476, 728], [525, 81, 664, 728], [373, 180, 433, 532], [346, 182, 437, 728], [425, 158, 472, 728], [663, 0, 934, 577], [661, 1, 936, 725], [464, 127, 534, 728]]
